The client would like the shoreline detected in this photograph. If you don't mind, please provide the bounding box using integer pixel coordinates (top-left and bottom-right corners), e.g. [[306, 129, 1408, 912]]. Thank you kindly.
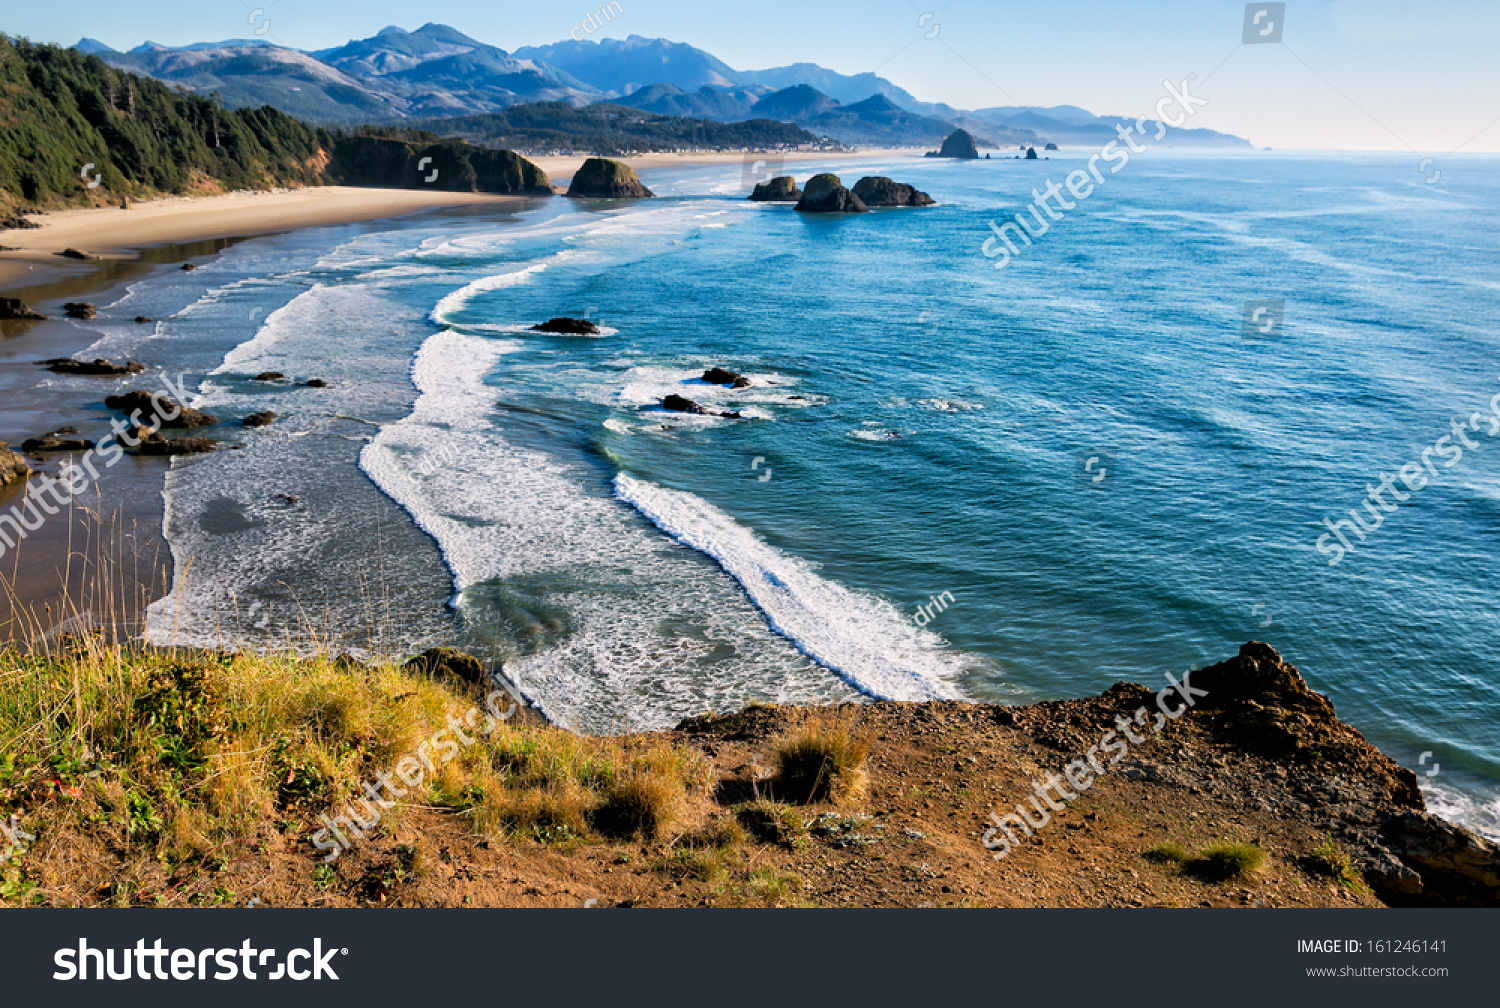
[[0, 150, 925, 292]]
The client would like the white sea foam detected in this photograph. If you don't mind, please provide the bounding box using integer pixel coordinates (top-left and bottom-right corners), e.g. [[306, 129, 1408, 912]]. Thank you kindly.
[[613, 473, 965, 701], [1422, 780, 1500, 843]]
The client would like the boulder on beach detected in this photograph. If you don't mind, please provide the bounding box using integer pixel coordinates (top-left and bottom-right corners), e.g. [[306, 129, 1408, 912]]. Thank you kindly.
[[794, 174, 867, 214], [702, 367, 751, 388], [62, 302, 97, 320], [531, 317, 601, 334], [403, 646, 488, 687], [253, 372, 285, 381], [0, 444, 31, 487], [242, 411, 276, 428], [566, 158, 655, 199], [749, 176, 801, 202], [59, 248, 95, 260], [104, 390, 217, 428], [0, 297, 46, 320], [132, 436, 219, 456], [931, 129, 980, 159], [39, 357, 143, 376], [21, 434, 96, 452], [850, 176, 936, 207]]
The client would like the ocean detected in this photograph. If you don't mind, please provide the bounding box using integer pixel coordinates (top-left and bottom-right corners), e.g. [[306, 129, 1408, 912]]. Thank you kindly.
[[69, 151, 1500, 839]]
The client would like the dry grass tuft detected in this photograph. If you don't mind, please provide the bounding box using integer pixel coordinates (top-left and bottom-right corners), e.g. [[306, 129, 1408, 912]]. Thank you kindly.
[[770, 708, 872, 805]]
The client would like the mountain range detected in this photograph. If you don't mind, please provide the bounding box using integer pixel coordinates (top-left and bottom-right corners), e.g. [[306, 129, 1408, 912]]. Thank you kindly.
[[77, 24, 1251, 150]]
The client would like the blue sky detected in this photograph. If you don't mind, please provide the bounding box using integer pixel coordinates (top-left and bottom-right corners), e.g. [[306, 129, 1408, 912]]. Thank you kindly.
[[6, 0, 1499, 152]]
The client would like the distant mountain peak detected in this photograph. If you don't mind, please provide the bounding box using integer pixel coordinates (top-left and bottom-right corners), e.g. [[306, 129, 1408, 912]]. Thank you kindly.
[[75, 38, 118, 55]]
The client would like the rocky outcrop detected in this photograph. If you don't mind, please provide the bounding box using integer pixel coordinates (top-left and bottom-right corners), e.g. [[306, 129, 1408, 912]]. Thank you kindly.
[[749, 176, 801, 202], [794, 174, 867, 214], [327, 137, 554, 196], [104, 390, 217, 428], [531, 317, 601, 334], [566, 158, 654, 198], [662, 394, 742, 419], [850, 176, 935, 207], [0, 297, 46, 320], [254, 372, 285, 381], [21, 434, 95, 452], [403, 646, 488, 688], [62, 302, 97, 320], [702, 367, 750, 388], [59, 248, 95, 260], [0, 444, 31, 487], [932, 129, 979, 159], [131, 432, 218, 455], [1024, 147, 1038, 159], [242, 411, 276, 428], [180, 263, 196, 271], [133, 316, 152, 324], [0, 215, 40, 230], [38, 358, 144, 376], [305, 379, 328, 388]]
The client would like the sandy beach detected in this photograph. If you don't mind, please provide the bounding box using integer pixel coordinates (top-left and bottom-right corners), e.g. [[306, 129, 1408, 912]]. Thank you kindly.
[[0, 148, 925, 291]]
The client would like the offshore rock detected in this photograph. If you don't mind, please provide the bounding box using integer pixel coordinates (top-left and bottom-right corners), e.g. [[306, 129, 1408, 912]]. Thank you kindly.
[[566, 158, 654, 198]]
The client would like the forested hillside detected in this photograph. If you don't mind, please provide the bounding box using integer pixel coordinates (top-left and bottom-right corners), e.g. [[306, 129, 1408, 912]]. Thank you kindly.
[[0, 34, 330, 213]]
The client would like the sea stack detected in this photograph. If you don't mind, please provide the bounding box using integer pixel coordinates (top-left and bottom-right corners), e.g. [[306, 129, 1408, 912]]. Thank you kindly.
[[749, 176, 801, 202], [850, 176, 935, 207], [794, 174, 867, 213], [566, 158, 655, 198], [934, 129, 980, 159]]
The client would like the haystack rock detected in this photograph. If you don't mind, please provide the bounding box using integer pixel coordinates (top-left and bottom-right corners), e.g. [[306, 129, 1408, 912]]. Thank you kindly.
[[851, 177, 936, 207], [0, 297, 46, 320], [0, 444, 31, 487], [531, 317, 600, 334], [702, 367, 751, 388], [749, 176, 801, 202], [794, 174, 867, 214], [566, 158, 654, 198], [1025, 147, 1039, 159], [932, 129, 979, 159], [105, 390, 217, 428]]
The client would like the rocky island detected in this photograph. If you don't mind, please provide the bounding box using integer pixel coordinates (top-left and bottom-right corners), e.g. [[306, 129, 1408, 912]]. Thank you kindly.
[[567, 158, 655, 199]]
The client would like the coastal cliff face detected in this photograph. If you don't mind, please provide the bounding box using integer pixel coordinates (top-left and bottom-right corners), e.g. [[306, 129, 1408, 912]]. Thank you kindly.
[[326, 137, 553, 195], [7, 641, 1491, 908]]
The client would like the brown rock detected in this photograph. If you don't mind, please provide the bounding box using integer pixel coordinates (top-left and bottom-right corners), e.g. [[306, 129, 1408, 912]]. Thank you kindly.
[[21, 435, 95, 452], [132, 436, 218, 455], [749, 176, 801, 202], [794, 174, 867, 214], [40, 358, 144, 376], [59, 248, 95, 260], [62, 302, 97, 320], [403, 647, 488, 687], [242, 411, 276, 428], [0, 297, 46, 320], [254, 372, 285, 381], [304, 379, 328, 388], [0, 445, 31, 487], [702, 367, 750, 388], [105, 390, 217, 428], [565, 158, 654, 199]]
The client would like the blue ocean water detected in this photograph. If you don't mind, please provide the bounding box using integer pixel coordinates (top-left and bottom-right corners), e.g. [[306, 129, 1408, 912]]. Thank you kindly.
[[78, 152, 1499, 837]]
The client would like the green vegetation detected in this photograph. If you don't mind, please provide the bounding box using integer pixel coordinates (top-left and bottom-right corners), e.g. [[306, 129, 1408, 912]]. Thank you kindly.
[[1187, 842, 1267, 881], [1309, 834, 1367, 892], [418, 102, 821, 155], [1143, 841, 1189, 864], [0, 34, 329, 212]]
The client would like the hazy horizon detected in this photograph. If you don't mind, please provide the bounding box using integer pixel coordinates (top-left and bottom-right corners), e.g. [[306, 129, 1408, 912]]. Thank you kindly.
[[5, 0, 1499, 154]]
